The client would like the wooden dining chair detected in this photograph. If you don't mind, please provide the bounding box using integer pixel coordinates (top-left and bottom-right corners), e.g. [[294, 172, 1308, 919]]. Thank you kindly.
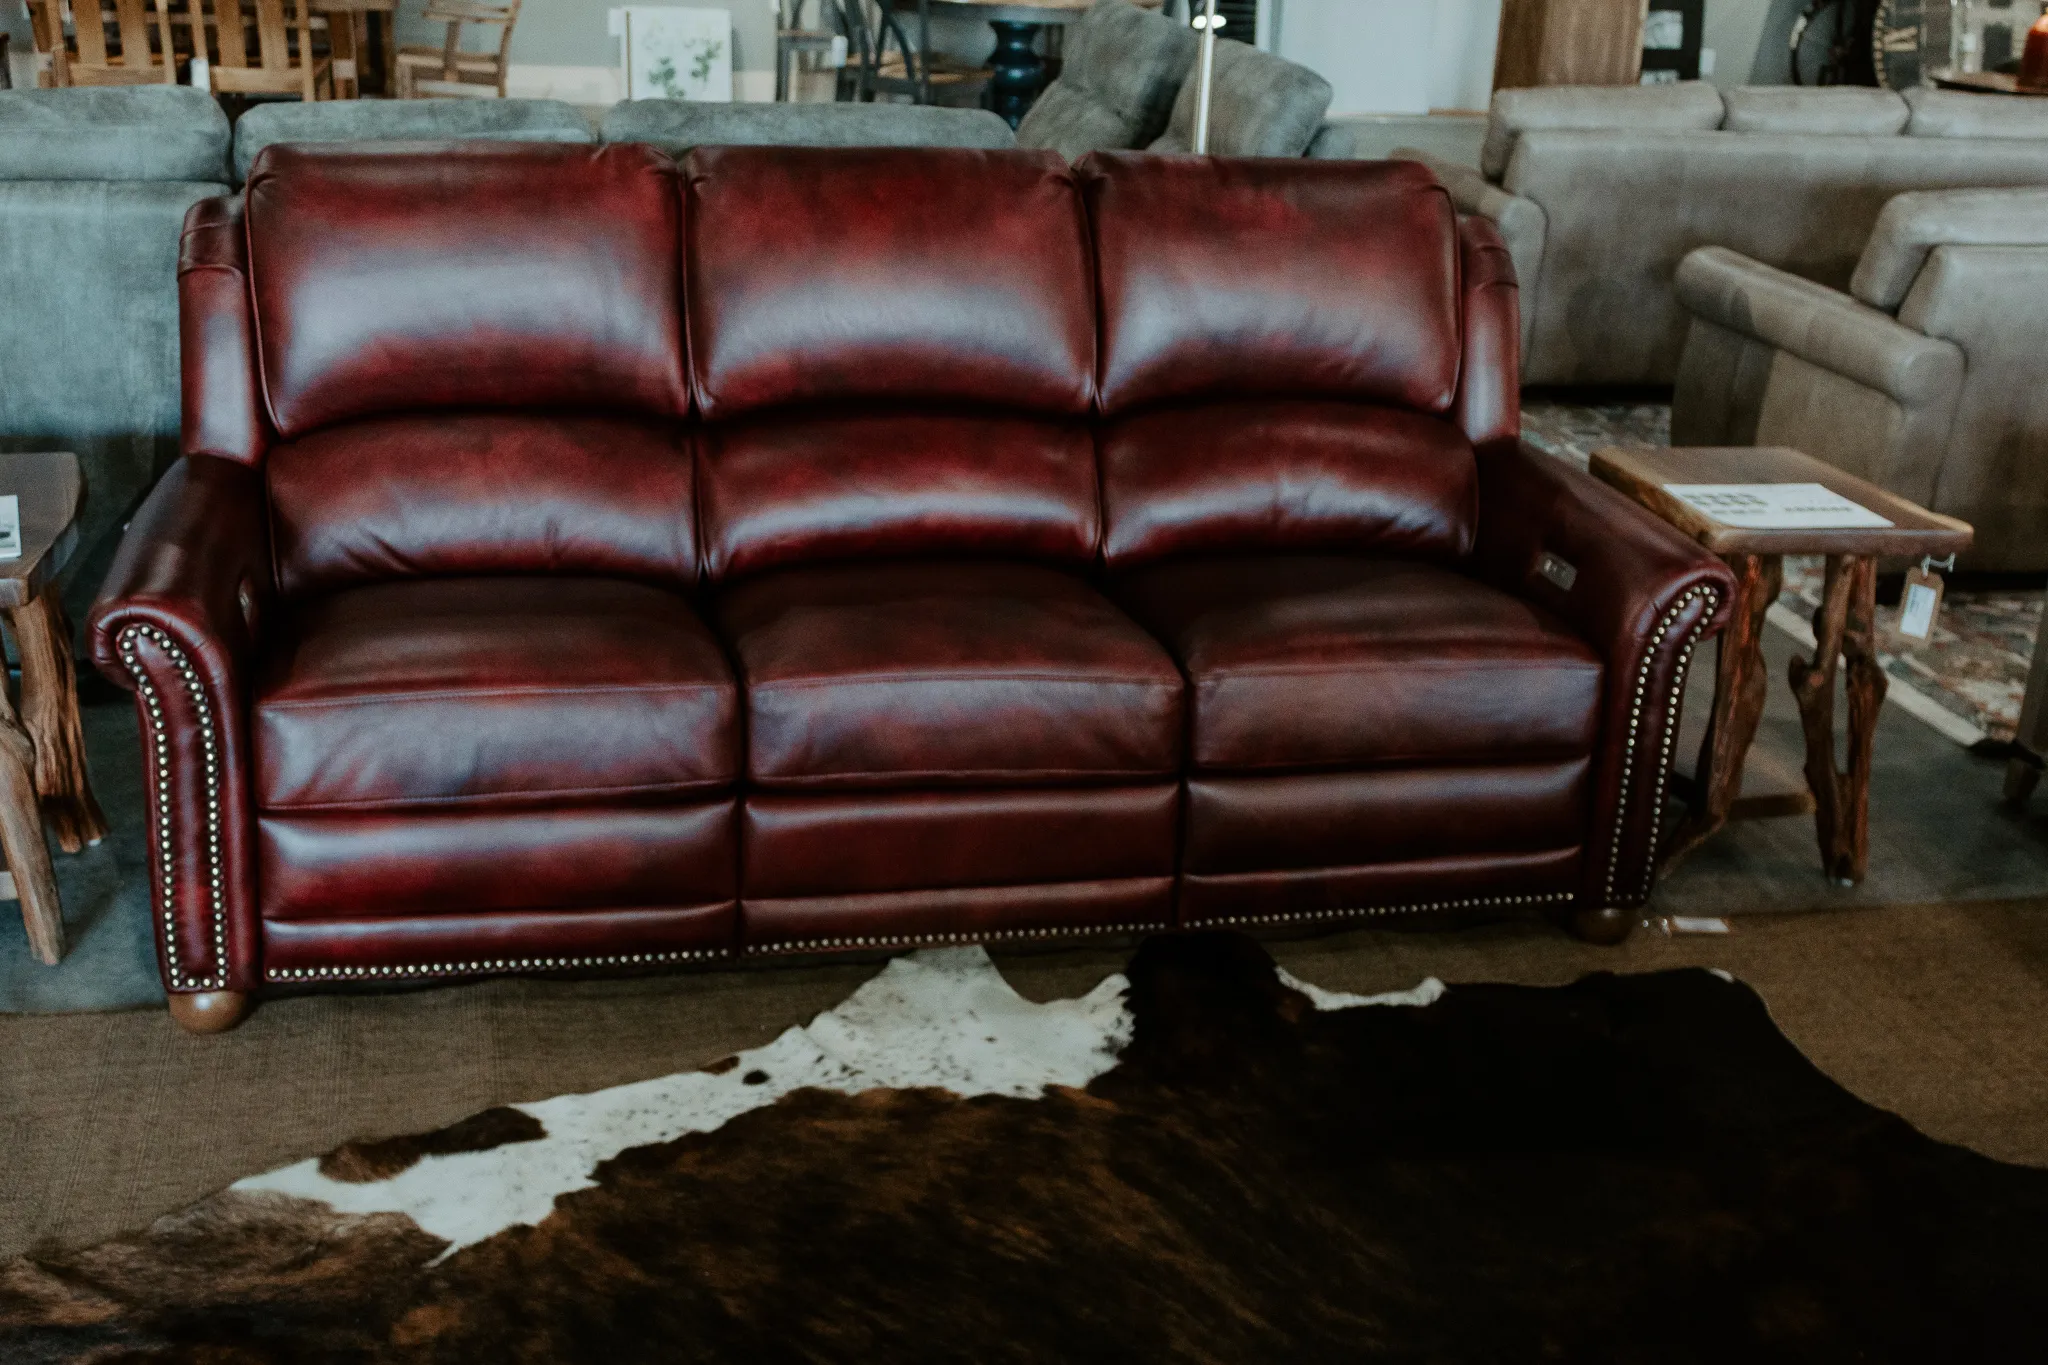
[[26, 0, 179, 87], [394, 0, 519, 98], [843, 0, 987, 106], [184, 0, 333, 101]]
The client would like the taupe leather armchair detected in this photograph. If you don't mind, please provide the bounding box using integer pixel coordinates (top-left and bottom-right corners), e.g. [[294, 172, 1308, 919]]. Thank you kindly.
[[1672, 188, 2048, 572]]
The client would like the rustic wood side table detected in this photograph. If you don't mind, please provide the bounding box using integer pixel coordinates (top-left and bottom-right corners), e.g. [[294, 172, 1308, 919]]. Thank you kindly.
[[1590, 446, 1972, 886], [0, 452, 110, 965]]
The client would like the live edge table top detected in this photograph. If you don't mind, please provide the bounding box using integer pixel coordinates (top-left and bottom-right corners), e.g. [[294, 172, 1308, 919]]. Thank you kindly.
[[1589, 445, 1974, 560], [0, 451, 82, 611]]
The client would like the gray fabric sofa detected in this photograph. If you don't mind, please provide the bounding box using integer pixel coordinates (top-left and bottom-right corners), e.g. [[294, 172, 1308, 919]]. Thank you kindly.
[[1018, 0, 1340, 161], [1406, 84, 2048, 388], [233, 99, 596, 183], [599, 99, 1014, 154], [0, 87, 231, 627], [1672, 188, 2048, 571]]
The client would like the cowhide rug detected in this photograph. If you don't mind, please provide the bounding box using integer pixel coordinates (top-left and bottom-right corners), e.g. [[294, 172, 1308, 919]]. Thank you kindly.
[[5, 933, 2046, 1364]]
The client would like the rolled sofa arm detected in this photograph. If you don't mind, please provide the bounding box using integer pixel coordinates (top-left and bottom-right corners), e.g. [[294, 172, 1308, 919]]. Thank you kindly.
[[87, 457, 272, 995], [1674, 246, 1963, 408], [1473, 443, 1736, 921], [1396, 147, 1545, 356]]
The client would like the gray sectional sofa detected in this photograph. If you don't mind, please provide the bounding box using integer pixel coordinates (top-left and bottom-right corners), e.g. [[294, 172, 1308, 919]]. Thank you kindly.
[[0, 88, 231, 627], [1407, 83, 2048, 388]]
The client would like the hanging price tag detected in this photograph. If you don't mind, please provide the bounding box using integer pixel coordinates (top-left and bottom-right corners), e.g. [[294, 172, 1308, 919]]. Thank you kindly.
[[1897, 564, 1946, 641]]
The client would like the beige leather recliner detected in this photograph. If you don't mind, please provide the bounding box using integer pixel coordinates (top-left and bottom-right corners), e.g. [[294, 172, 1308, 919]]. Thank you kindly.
[[1671, 188, 2048, 571], [1404, 84, 2048, 388]]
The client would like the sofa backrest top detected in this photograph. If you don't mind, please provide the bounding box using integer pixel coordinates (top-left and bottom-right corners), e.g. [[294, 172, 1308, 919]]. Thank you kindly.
[[232, 99, 594, 183], [1082, 152, 1462, 418], [1853, 186, 2048, 311], [1017, 0, 1197, 160], [1482, 81, 1724, 178], [601, 100, 1016, 155], [0, 87, 229, 184], [244, 142, 689, 438], [1904, 87, 2048, 141], [1722, 86, 1909, 136], [1147, 37, 1332, 158]]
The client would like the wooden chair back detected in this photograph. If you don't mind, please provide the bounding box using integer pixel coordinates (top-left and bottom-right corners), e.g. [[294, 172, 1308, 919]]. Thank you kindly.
[[27, 0, 178, 87], [185, 0, 330, 101], [400, 0, 519, 97]]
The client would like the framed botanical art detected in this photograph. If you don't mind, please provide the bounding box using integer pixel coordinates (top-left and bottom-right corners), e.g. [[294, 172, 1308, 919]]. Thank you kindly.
[[617, 6, 734, 101]]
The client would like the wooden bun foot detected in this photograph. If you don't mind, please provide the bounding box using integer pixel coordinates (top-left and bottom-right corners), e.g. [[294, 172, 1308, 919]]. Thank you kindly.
[[168, 990, 250, 1034], [1567, 905, 1635, 946]]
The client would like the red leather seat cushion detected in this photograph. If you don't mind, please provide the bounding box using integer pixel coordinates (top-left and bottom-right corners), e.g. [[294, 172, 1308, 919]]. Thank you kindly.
[[715, 561, 1183, 789], [256, 577, 738, 812], [1115, 555, 1602, 771]]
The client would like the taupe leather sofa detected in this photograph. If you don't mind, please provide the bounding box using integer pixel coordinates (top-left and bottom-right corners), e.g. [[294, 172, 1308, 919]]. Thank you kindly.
[[1404, 84, 2048, 388], [1672, 188, 2048, 572]]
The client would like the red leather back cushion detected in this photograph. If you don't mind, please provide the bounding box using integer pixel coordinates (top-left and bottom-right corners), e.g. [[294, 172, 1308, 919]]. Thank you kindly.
[[1100, 401, 1477, 570], [245, 144, 689, 438], [684, 147, 1095, 420], [268, 414, 698, 596], [699, 411, 1098, 581], [1082, 154, 1463, 416]]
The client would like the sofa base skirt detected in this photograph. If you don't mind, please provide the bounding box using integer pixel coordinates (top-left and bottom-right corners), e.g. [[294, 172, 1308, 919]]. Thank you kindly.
[[1179, 847, 1582, 930], [261, 903, 738, 985], [742, 877, 1176, 954]]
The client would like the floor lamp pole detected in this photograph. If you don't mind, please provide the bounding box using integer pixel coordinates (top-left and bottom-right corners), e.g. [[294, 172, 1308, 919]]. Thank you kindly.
[[1193, 0, 1220, 153]]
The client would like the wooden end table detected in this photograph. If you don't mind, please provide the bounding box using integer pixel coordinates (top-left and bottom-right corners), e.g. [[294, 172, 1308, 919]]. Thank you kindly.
[[0, 452, 110, 965], [1591, 446, 1972, 886]]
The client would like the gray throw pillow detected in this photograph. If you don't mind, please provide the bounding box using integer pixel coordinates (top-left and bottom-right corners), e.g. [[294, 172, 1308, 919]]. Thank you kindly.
[[1017, 0, 1197, 159], [1148, 38, 1332, 159]]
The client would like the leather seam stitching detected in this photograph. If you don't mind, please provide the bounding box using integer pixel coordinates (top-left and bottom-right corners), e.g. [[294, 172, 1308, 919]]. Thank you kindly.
[[260, 777, 733, 813], [265, 946, 730, 983], [260, 682, 733, 710], [745, 919, 1174, 956], [1185, 889, 1574, 930]]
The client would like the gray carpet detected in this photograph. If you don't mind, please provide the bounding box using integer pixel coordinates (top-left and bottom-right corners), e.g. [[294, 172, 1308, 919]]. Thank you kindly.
[[0, 698, 161, 1013]]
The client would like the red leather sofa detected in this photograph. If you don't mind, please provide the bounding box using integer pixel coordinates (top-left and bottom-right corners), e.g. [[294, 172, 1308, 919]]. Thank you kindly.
[[89, 143, 1734, 1032]]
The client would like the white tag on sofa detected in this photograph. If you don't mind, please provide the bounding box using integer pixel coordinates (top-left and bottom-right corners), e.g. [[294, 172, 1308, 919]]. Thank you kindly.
[[0, 496, 22, 561]]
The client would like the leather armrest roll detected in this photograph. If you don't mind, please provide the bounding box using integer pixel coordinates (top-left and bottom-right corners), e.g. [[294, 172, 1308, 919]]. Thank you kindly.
[[87, 456, 271, 993], [1674, 246, 1964, 409], [1472, 442, 1737, 911]]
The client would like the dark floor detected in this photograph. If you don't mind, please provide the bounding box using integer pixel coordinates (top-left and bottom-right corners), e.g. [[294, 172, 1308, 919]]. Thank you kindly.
[[1, 608, 2046, 1259]]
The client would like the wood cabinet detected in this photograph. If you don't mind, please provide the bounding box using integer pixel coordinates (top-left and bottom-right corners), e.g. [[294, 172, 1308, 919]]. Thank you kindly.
[[1493, 0, 1649, 90]]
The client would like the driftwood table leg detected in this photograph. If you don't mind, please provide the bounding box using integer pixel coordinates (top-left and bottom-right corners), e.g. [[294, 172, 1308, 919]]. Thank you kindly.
[[7, 593, 108, 854], [1662, 553, 1781, 874], [1788, 555, 1885, 885], [0, 679, 63, 964]]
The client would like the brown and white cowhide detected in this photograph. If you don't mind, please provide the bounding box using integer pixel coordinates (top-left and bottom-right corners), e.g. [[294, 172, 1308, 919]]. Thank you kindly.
[[4, 932, 2046, 1364]]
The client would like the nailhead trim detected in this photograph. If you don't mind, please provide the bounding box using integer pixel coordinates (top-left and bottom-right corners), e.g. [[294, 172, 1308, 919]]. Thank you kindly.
[[118, 625, 228, 993], [1186, 889, 1573, 931], [267, 946, 730, 983], [747, 919, 1173, 956], [1603, 584, 1722, 906]]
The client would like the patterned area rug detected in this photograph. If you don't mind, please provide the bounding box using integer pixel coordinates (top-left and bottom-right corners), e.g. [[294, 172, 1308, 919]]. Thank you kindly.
[[6, 934, 2045, 1362], [1522, 399, 2042, 744]]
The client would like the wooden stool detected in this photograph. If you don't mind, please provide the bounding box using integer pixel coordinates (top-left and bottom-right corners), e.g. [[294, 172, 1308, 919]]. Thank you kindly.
[[0, 452, 110, 965], [1591, 446, 1972, 886]]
